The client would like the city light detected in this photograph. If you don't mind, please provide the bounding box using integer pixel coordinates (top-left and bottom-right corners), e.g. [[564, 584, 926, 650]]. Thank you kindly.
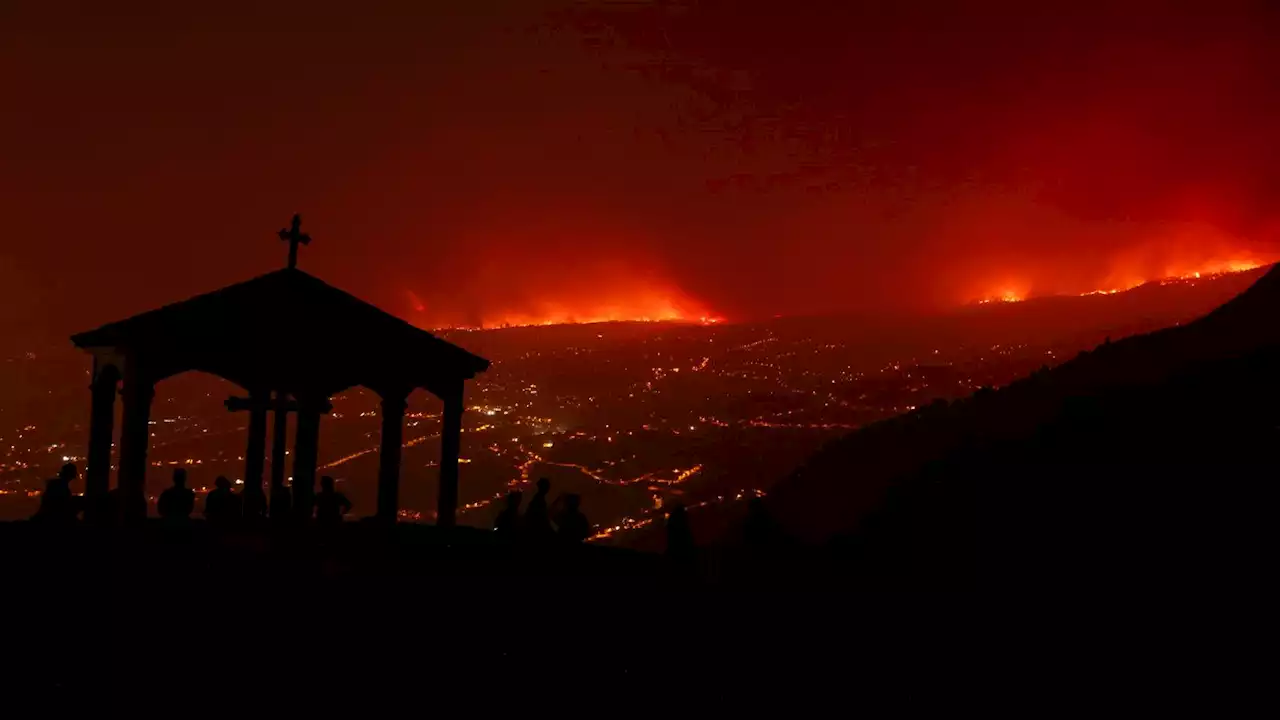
[[3, 262, 1267, 536]]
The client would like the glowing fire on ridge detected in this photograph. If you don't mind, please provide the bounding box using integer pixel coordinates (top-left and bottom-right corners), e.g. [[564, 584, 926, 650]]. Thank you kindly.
[[977, 290, 1025, 305], [411, 288, 723, 330], [1079, 259, 1265, 297], [476, 301, 723, 330], [976, 259, 1269, 306]]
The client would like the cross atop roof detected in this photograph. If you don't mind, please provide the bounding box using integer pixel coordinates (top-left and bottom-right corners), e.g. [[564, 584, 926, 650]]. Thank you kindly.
[[70, 218, 490, 528], [278, 213, 311, 269]]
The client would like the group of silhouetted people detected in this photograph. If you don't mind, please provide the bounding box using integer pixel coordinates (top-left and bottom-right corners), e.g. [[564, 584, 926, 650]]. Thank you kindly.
[[34, 462, 352, 527], [493, 477, 591, 544], [488, 476, 744, 561], [35, 463, 766, 564], [157, 470, 250, 525], [157, 470, 351, 526]]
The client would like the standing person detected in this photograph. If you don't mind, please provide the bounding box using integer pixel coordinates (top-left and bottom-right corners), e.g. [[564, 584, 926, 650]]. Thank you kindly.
[[554, 493, 590, 544], [314, 476, 352, 527], [522, 478, 553, 540], [204, 476, 241, 525], [34, 463, 79, 524], [157, 469, 195, 521], [493, 491, 523, 537]]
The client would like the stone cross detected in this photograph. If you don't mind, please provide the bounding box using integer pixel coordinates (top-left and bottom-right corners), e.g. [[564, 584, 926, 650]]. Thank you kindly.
[[277, 213, 311, 270]]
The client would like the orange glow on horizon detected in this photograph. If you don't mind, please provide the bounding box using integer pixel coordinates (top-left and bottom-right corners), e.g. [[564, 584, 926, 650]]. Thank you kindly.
[[476, 292, 719, 328], [403, 243, 727, 330], [977, 290, 1025, 305], [463, 308, 725, 330], [976, 257, 1269, 306], [420, 290, 723, 330], [1090, 258, 1266, 296], [1166, 258, 1265, 278]]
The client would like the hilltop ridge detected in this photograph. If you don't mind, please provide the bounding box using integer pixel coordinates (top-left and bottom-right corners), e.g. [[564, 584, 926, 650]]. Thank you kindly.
[[761, 263, 1280, 585]]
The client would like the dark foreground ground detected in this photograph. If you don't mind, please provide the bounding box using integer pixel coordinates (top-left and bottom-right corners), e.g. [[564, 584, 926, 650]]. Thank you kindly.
[[0, 520, 1265, 702], [0, 520, 906, 688], [0, 518, 921, 592]]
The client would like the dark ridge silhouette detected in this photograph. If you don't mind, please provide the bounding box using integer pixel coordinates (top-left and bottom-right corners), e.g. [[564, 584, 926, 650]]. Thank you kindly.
[[757, 262, 1280, 586], [665, 504, 695, 566]]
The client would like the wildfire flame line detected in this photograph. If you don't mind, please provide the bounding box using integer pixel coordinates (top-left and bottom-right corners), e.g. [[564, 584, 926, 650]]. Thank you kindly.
[[976, 260, 1268, 306]]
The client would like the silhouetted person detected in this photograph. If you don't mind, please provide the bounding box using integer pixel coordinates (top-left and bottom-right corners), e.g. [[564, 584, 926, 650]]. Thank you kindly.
[[665, 504, 695, 565], [34, 463, 79, 524], [314, 476, 351, 527], [493, 491, 522, 536], [523, 478, 553, 539], [157, 469, 195, 522], [204, 476, 241, 525], [554, 493, 590, 544]]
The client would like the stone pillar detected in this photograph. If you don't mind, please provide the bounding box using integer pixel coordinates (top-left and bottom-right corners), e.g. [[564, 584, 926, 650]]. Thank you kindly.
[[270, 393, 289, 518], [291, 402, 322, 520], [117, 367, 154, 523], [242, 390, 268, 517], [376, 391, 409, 523], [437, 381, 464, 528], [84, 361, 119, 519]]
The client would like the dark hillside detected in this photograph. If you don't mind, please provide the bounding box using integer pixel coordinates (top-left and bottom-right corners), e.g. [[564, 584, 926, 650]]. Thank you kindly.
[[764, 265, 1280, 585]]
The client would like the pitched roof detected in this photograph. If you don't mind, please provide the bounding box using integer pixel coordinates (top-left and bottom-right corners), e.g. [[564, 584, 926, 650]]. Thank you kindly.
[[72, 268, 489, 395]]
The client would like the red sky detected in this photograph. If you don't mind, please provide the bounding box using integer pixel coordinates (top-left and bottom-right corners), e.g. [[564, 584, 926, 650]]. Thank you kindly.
[[3, 1, 1279, 342]]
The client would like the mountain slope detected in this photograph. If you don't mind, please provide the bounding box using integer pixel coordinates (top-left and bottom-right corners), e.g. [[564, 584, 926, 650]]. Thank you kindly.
[[762, 264, 1280, 585]]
